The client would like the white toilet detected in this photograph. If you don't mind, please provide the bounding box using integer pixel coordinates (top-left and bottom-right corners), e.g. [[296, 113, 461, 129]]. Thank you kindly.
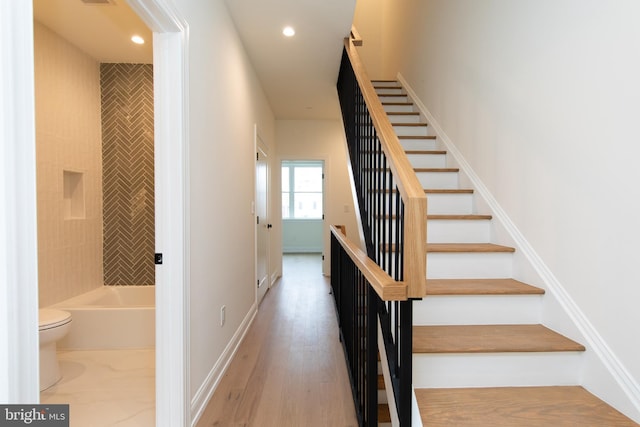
[[39, 308, 72, 391]]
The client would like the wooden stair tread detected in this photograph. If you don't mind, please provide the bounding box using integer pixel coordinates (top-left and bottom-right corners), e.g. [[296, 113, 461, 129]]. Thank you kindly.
[[373, 188, 473, 194], [414, 167, 459, 172], [405, 150, 447, 155], [427, 243, 515, 253], [427, 214, 492, 220], [426, 278, 544, 295], [368, 167, 458, 172], [378, 403, 391, 423], [413, 324, 586, 353], [384, 242, 514, 253], [398, 135, 436, 139], [415, 386, 639, 426], [425, 188, 473, 194], [364, 167, 458, 172], [382, 214, 492, 220], [377, 374, 385, 390]]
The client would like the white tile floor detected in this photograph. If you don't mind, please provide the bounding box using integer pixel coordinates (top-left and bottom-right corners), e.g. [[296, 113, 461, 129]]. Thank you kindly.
[[40, 349, 155, 427]]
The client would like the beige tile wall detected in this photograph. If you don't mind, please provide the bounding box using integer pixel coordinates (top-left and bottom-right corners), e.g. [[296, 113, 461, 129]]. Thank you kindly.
[[34, 22, 103, 307]]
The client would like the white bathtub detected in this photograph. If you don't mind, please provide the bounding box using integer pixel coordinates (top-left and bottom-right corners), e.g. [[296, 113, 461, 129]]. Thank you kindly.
[[51, 286, 155, 350]]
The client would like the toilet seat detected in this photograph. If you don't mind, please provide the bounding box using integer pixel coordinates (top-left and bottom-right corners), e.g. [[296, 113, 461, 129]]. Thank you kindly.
[[39, 309, 72, 331]]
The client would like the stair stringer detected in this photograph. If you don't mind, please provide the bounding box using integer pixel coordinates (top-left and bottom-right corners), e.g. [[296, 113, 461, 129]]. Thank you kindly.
[[397, 72, 640, 423]]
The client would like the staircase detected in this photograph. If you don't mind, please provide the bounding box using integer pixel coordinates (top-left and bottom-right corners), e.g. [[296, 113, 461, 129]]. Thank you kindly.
[[373, 80, 639, 426]]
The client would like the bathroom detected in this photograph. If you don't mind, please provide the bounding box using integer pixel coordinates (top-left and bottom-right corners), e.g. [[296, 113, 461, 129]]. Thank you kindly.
[[33, 1, 156, 425]]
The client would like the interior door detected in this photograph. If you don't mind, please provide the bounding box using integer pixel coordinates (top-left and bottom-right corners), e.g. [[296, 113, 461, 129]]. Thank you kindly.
[[256, 142, 270, 304]]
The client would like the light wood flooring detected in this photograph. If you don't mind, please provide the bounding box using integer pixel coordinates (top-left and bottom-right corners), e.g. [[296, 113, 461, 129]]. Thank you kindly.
[[196, 254, 358, 427]]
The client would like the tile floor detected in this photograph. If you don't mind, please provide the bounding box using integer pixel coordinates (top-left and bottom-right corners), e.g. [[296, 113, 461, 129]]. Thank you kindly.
[[40, 348, 155, 426]]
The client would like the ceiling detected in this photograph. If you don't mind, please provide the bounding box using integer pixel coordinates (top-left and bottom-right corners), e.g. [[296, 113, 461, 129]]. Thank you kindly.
[[33, 0, 153, 64], [223, 0, 356, 119], [32, 0, 356, 120]]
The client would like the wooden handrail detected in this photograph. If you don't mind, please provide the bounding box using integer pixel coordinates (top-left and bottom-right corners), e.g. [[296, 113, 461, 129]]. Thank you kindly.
[[350, 26, 363, 46], [342, 39, 427, 298], [331, 225, 407, 301]]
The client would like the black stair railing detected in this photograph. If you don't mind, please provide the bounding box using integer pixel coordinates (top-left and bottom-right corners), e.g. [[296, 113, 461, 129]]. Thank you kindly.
[[331, 230, 380, 426], [332, 34, 427, 427]]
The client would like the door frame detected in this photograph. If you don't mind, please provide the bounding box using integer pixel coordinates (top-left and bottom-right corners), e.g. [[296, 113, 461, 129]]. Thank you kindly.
[[128, 1, 190, 425], [278, 156, 328, 254], [254, 124, 270, 305], [1, 0, 191, 425]]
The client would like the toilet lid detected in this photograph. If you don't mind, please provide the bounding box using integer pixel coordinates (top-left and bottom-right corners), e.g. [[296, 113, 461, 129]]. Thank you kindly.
[[39, 309, 72, 330]]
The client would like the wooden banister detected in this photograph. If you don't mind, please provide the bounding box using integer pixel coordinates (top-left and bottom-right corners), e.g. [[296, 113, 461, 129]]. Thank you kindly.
[[342, 39, 427, 298], [331, 225, 407, 301], [350, 26, 363, 46]]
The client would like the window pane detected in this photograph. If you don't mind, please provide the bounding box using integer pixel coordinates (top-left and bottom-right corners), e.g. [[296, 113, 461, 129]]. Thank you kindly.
[[294, 167, 322, 192], [282, 192, 290, 218], [294, 193, 323, 219], [281, 166, 290, 192]]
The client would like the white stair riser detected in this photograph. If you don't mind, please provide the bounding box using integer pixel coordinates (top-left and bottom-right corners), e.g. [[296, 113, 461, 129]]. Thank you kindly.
[[399, 138, 438, 151], [416, 171, 458, 189], [413, 352, 583, 388], [387, 193, 473, 215], [373, 81, 400, 87], [427, 252, 514, 279], [413, 295, 543, 325], [378, 95, 409, 103], [386, 114, 421, 123], [382, 218, 488, 243], [428, 219, 490, 243], [393, 125, 429, 136], [383, 104, 415, 113], [407, 153, 446, 168], [426, 193, 474, 215], [375, 87, 404, 95]]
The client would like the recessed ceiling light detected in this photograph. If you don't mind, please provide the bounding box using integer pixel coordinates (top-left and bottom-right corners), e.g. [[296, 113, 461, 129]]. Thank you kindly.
[[282, 26, 295, 37], [131, 35, 145, 45]]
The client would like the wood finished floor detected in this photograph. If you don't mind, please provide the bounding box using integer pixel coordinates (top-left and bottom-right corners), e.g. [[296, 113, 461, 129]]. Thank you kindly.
[[196, 254, 358, 427]]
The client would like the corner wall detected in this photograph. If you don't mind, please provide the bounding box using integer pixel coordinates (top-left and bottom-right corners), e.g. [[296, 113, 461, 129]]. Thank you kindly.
[[169, 0, 276, 414]]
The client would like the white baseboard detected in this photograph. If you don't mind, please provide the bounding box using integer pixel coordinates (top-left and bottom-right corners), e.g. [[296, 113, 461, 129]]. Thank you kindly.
[[397, 72, 640, 422], [270, 270, 279, 288], [282, 248, 323, 253], [190, 303, 257, 426]]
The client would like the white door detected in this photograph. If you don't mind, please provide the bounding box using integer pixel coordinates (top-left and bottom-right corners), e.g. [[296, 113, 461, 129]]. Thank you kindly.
[[256, 141, 270, 304]]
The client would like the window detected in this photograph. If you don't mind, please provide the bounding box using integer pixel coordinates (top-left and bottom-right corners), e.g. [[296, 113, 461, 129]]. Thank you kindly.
[[282, 161, 323, 219]]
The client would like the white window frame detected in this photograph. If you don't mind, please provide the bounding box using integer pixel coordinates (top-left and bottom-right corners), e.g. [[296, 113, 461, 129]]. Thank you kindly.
[[281, 160, 324, 220]]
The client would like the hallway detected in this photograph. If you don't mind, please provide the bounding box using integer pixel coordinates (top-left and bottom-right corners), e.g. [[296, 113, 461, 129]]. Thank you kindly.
[[196, 254, 358, 427]]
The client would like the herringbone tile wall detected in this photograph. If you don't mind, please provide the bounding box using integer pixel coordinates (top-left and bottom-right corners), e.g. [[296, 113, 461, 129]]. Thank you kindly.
[[101, 64, 155, 286]]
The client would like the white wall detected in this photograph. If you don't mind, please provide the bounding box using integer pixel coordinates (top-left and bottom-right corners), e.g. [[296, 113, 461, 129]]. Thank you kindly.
[[275, 120, 359, 275], [169, 0, 276, 409], [368, 0, 640, 417], [282, 220, 323, 253], [352, 0, 386, 80]]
